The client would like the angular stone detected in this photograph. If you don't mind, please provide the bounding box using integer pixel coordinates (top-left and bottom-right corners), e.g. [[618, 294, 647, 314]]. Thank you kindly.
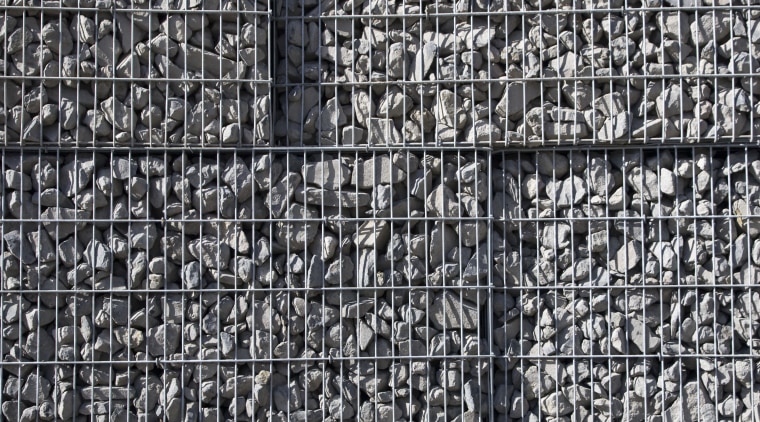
[[611, 241, 642, 274], [426, 184, 460, 218], [222, 157, 253, 202], [355, 220, 390, 249], [266, 172, 301, 218], [691, 11, 730, 47], [146, 323, 181, 357], [297, 186, 371, 207], [101, 97, 137, 132], [550, 52, 582, 77], [430, 291, 479, 330], [302, 159, 349, 190], [85, 240, 112, 271], [367, 118, 402, 145], [628, 317, 660, 353], [188, 236, 230, 270], [352, 155, 406, 189], [318, 98, 346, 132], [595, 92, 626, 117], [20, 374, 51, 403], [547, 175, 587, 208], [496, 82, 541, 119], [176, 43, 244, 78], [662, 381, 716, 422], [4, 230, 36, 265]]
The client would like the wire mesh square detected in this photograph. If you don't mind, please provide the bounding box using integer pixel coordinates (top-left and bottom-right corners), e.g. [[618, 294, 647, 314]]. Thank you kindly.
[[3, 0, 760, 421], [275, 0, 760, 147], [0, 148, 496, 420], [493, 146, 760, 420], [0, 2, 271, 147]]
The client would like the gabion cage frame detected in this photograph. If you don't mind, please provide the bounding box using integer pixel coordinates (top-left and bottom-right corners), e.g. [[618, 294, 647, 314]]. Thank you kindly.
[[1, 1, 760, 422]]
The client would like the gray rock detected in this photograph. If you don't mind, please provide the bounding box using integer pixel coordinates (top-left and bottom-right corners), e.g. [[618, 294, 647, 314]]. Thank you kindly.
[[427, 184, 460, 218], [550, 52, 582, 78], [691, 11, 730, 47], [598, 112, 630, 141], [58, 237, 83, 267], [496, 82, 541, 118], [274, 204, 319, 251], [4, 229, 36, 265], [542, 391, 573, 416], [266, 172, 301, 218], [20, 374, 51, 403], [610, 241, 642, 274], [628, 317, 660, 353], [377, 88, 412, 118], [302, 159, 349, 190], [430, 291, 479, 330], [177, 43, 243, 78], [352, 155, 405, 188], [146, 323, 181, 357], [297, 186, 371, 207], [367, 118, 402, 145], [60, 159, 95, 197], [588, 157, 615, 195], [305, 255, 324, 289], [27, 229, 55, 263], [373, 184, 392, 210], [101, 97, 137, 132], [5, 170, 32, 191], [660, 167, 677, 196], [594, 92, 626, 117], [662, 381, 716, 422], [188, 236, 230, 270], [85, 240, 112, 271], [183, 261, 202, 289], [628, 166, 660, 202], [547, 175, 587, 208], [355, 220, 390, 249]]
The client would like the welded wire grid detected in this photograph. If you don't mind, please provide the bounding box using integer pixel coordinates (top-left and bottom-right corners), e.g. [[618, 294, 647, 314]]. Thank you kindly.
[[0, 148, 495, 420], [1, 1, 760, 422], [275, 0, 760, 147], [2, 146, 760, 420], [0, 2, 271, 147]]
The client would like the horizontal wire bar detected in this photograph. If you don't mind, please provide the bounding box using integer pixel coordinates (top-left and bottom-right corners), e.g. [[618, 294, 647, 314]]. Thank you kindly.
[[0, 355, 496, 365], [1, 3, 757, 14], [0, 76, 271, 84], [500, 215, 760, 222], [0, 216, 496, 223], [0, 286, 493, 294], [2, 213, 758, 224], [275, 4, 760, 19], [501, 352, 760, 359], [0, 143, 498, 152], [1, 139, 760, 152], [1, 352, 759, 367], [6, 73, 751, 85], [0, 6, 270, 14], [275, 73, 760, 85], [5, 283, 760, 295], [495, 283, 760, 290]]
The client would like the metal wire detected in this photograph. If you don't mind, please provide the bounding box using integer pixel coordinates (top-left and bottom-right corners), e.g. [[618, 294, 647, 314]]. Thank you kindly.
[[2, 1, 760, 421]]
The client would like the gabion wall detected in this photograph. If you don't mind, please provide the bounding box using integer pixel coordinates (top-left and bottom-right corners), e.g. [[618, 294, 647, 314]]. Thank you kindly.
[[1, 1, 760, 422]]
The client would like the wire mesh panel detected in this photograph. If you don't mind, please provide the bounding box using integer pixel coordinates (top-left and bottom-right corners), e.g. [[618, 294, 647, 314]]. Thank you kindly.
[[3, 0, 760, 420], [275, 0, 760, 147], [0, 2, 271, 147], [493, 146, 760, 421], [0, 148, 494, 420], [274, 0, 508, 146]]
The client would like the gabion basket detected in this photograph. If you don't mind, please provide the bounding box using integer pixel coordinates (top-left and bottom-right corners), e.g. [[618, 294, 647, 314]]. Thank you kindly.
[[1, 1, 760, 422]]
